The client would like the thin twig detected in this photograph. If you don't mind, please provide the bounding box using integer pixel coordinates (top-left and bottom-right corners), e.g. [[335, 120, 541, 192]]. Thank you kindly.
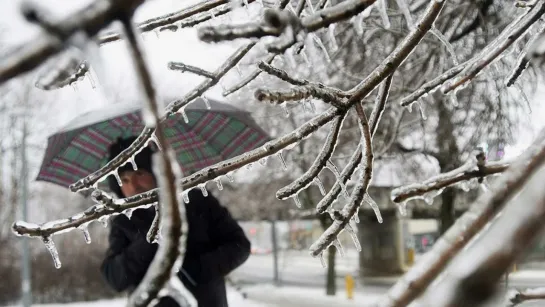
[[442, 2, 545, 94], [378, 127, 545, 307], [223, 54, 275, 96], [168, 62, 216, 79], [276, 113, 347, 200], [309, 103, 373, 257]]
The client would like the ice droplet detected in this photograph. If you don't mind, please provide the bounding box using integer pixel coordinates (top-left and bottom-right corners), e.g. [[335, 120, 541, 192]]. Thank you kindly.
[[87, 71, 96, 89], [347, 226, 361, 252], [129, 157, 138, 171], [42, 236, 61, 269], [202, 96, 211, 109], [319, 252, 327, 268], [81, 226, 92, 244], [354, 211, 360, 223], [113, 170, 122, 187], [398, 201, 408, 216], [326, 160, 349, 198], [215, 178, 223, 191], [179, 108, 189, 123], [259, 157, 268, 166], [281, 104, 290, 118], [333, 239, 345, 257], [182, 192, 190, 204], [199, 184, 208, 197], [277, 151, 287, 170], [364, 194, 383, 223], [417, 101, 427, 120], [294, 194, 302, 208], [314, 177, 326, 196], [124, 208, 134, 219], [328, 24, 339, 52]]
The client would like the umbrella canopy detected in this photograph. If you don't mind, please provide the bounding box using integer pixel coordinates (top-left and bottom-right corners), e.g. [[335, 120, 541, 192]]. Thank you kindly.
[[37, 97, 270, 188]]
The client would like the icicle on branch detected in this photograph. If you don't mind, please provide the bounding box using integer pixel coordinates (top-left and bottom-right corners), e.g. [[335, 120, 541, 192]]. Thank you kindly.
[[309, 103, 373, 257], [442, 3, 545, 94], [168, 62, 216, 79], [198, 0, 376, 49], [120, 16, 183, 307], [15, 107, 343, 238], [276, 113, 346, 200], [391, 151, 509, 203], [0, 0, 145, 85], [378, 127, 545, 307], [98, 0, 255, 44], [421, 160, 545, 306], [508, 288, 545, 306]]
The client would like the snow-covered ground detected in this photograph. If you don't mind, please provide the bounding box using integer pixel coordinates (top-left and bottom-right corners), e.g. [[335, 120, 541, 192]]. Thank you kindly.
[[4, 285, 381, 307]]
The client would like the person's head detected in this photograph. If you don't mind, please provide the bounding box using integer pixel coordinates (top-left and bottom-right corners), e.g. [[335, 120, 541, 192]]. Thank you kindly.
[[107, 137, 157, 198]]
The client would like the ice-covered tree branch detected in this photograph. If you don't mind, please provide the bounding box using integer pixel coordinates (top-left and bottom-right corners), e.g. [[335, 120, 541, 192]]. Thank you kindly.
[[35, 55, 90, 91], [391, 151, 509, 203], [309, 103, 373, 258], [119, 16, 184, 307], [0, 0, 144, 85], [98, 0, 254, 44], [15, 107, 343, 238], [508, 287, 545, 306], [69, 42, 256, 192], [276, 113, 347, 200], [198, 0, 376, 51], [254, 85, 346, 108], [421, 157, 545, 306], [168, 61, 216, 79], [378, 127, 545, 307], [442, 2, 545, 94]]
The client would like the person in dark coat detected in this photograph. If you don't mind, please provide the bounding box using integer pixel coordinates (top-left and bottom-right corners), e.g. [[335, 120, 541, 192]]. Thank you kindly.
[[101, 137, 251, 307]]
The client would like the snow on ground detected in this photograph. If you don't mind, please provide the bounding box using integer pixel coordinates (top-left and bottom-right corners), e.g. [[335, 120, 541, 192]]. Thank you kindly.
[[3, 285, 381, 307]]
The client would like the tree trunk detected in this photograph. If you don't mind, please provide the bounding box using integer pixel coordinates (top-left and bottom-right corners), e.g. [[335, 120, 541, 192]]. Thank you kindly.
[[439, 187, 456, 234], [326, 245, 337, 295]]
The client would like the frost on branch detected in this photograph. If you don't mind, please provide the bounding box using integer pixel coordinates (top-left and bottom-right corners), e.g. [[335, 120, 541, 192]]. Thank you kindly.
[[35, 53, 90, 90]]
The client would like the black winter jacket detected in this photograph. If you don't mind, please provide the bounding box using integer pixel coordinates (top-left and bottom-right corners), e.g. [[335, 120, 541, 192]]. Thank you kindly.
[[101, 189, 251, 307]]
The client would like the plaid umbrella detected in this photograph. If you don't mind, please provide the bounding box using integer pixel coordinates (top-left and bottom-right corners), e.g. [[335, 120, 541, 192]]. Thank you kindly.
[[37, 97, 270, 188]]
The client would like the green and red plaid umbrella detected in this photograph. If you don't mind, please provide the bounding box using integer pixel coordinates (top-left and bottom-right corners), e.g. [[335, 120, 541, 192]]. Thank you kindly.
[[37, 97, 270, 188]]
